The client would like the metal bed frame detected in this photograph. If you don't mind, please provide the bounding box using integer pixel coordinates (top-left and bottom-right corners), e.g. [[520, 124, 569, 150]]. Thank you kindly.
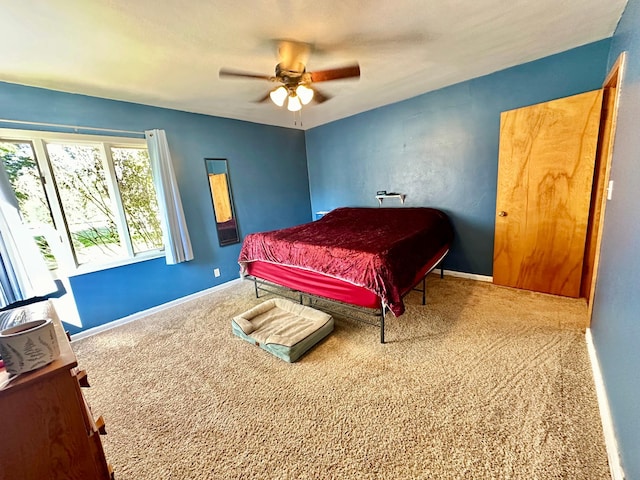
[[248, 262, 445, 344]]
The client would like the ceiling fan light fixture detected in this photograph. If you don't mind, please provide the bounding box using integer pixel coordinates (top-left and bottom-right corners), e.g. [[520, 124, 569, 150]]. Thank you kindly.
[[220, 41, 360, 112], [287, 94, 302, 112], [296, 84, 314, 105], [269, 86, 288, 107]]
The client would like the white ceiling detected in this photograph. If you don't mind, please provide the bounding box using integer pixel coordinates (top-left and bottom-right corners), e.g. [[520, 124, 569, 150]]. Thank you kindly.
[[0, 0, 627, 130]]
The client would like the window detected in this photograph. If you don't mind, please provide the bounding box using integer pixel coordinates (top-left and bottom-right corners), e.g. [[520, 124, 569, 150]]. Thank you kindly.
[[0, 129, 163, 275]]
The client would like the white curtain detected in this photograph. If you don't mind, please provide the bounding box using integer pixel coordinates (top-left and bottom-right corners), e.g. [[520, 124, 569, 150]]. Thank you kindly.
[[145, 129, 194, 265], [0, 162, 56, 307]]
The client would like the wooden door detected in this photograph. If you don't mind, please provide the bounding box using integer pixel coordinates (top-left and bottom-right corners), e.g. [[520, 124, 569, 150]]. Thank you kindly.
[[493, 90, 603, 297]]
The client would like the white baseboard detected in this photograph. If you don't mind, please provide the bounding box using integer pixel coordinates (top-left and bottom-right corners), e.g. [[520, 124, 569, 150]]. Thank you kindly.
[[585, 328, 625, 480], [70, 278, 242, 342], [442, 269, 493, 283]]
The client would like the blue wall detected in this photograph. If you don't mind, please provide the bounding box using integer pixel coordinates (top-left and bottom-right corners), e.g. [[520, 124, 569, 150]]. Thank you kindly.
[[591, 0, 640, 476], [0, 83, 311, 333], [305, 40, 612, 276]]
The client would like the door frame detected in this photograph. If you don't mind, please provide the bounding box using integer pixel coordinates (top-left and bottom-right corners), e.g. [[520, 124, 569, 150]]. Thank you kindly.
[[584, 52, 626, 322]]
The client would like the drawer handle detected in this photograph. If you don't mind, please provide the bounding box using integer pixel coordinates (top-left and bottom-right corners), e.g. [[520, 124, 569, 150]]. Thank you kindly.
[[76, 369, 90, 388], [95, 416, 107, 435]]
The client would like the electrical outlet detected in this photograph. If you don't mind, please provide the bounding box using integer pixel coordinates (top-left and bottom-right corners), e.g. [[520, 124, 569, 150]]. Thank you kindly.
[[607, 180, 614, 201], [214, 268, 220, 277]]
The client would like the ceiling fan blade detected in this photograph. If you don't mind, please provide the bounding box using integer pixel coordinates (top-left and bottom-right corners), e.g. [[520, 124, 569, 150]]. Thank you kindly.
[[312, 87, 332, 104], [254, 92, 272, 103], [219, 68, 273, 81], [309, 64, 360, 83]]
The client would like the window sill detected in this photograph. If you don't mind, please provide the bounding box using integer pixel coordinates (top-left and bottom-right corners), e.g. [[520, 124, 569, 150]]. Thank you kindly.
[[66, 251, 165, 278]]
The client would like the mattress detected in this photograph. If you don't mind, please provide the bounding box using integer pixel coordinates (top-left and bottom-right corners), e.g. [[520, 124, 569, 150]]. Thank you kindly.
[[238, 207, 453, 316]]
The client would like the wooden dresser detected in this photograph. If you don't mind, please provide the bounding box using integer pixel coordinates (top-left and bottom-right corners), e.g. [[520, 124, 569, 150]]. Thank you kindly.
[[0, 301, 113, 480]]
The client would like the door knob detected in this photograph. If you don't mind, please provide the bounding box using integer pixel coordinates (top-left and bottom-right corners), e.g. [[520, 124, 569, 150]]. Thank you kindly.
[[497, 211, 507, 217]]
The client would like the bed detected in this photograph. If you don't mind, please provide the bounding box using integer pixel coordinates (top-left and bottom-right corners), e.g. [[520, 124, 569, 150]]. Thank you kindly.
[[238, 207, 454, 343]]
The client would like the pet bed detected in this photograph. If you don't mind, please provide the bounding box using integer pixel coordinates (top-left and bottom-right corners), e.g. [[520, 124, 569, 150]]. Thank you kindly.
[[232, 298, 334, 362]]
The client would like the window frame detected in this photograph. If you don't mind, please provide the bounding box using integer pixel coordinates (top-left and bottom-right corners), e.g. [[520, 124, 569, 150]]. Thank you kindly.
[[0, 128, 164, 276]]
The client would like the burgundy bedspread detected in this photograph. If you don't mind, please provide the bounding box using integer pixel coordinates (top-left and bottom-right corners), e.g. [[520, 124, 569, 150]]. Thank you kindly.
[[238, 207, 454, 316]]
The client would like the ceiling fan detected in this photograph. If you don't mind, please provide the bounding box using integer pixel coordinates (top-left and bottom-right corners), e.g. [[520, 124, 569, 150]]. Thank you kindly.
[[219, 40, 360, 112]]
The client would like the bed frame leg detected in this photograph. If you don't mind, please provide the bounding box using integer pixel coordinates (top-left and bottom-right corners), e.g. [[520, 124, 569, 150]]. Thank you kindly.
[[421, 277, 426, 305], [440, 266, 444, 279], [253, 278, 260, 298], [380, 307, 386, 344]]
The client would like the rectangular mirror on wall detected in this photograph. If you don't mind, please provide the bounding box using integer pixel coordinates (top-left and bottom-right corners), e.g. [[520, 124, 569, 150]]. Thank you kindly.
[[205, 158, 240, 246]]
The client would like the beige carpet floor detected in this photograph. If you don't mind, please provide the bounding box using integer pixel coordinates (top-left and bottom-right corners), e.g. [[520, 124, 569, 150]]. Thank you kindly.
[[73, 275, 610, 480]]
